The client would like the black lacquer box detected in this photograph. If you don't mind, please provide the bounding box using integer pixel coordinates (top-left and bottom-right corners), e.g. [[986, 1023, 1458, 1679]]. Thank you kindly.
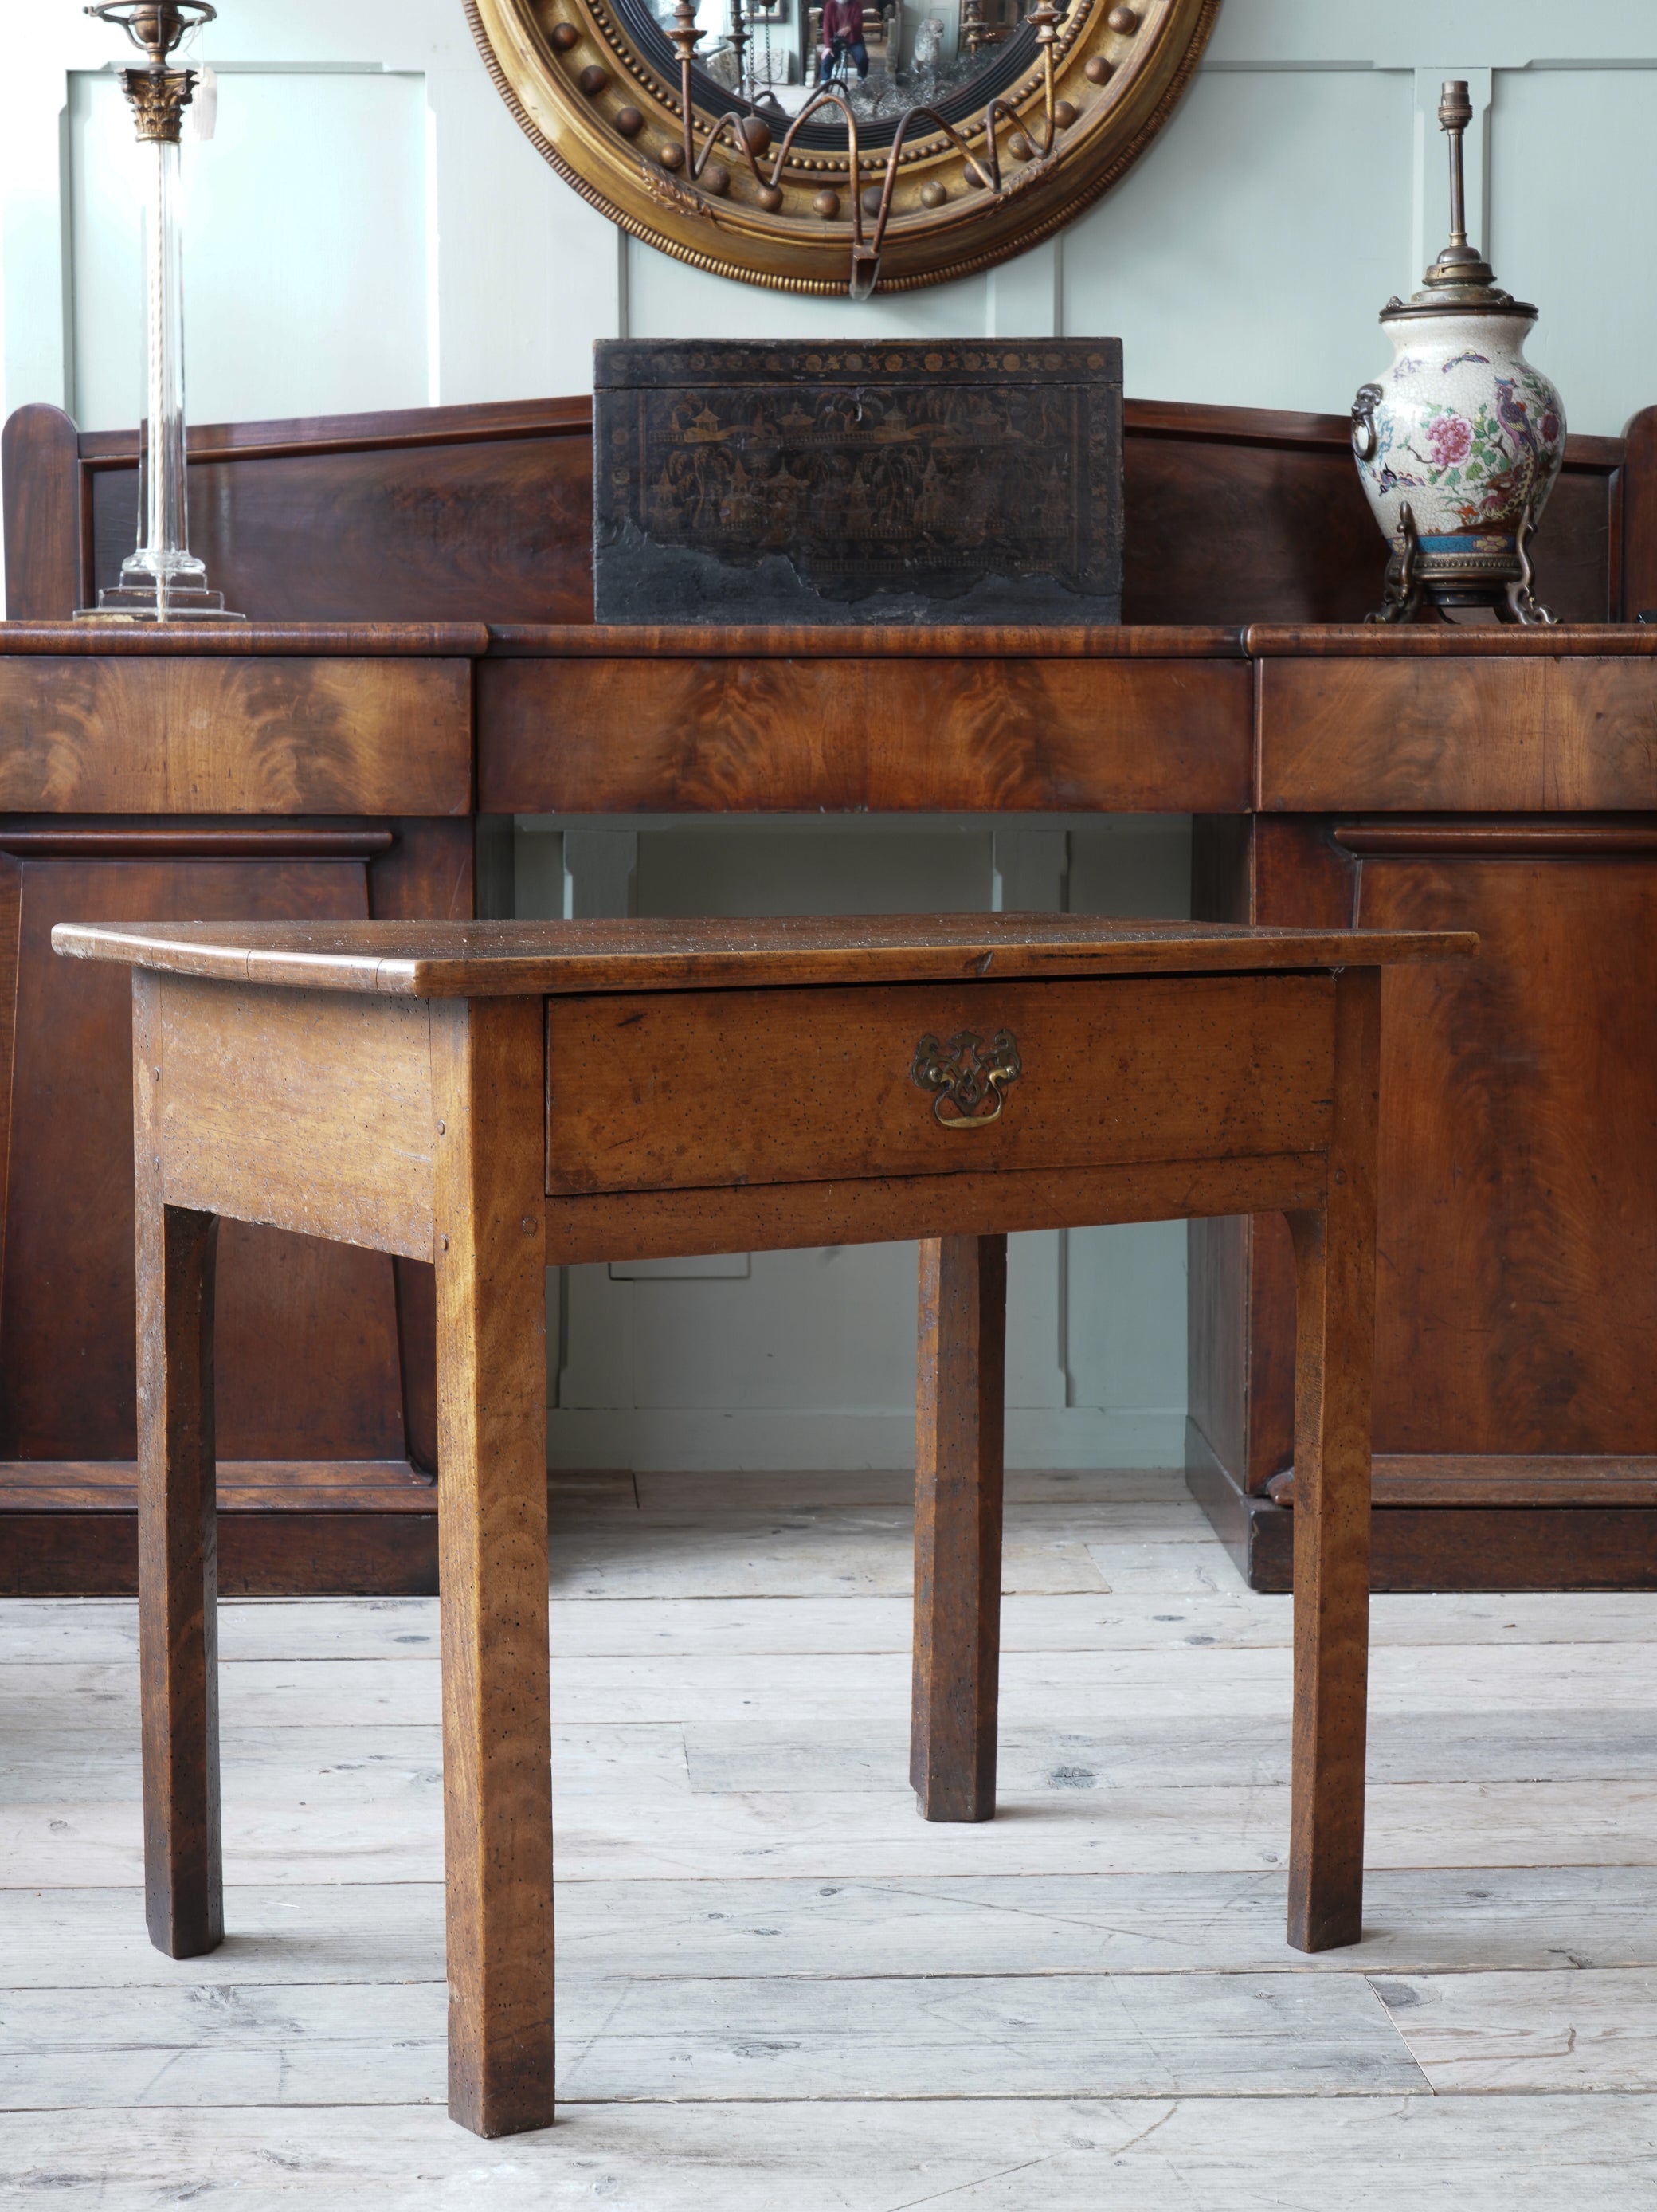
[[593, 338, 1124, 626]]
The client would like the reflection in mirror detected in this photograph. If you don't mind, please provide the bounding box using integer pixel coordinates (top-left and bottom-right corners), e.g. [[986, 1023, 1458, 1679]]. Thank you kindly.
[[649, 0, 1049, 126], [473, 0, 1216, 300]]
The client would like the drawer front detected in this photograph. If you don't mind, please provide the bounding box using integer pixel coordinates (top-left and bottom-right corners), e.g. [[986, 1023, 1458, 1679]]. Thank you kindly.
[[480, 657, 1252, 815], [0, 657, 472, 815], [546, 973, 1334, 1198], [1259, 656, 1657, 814]]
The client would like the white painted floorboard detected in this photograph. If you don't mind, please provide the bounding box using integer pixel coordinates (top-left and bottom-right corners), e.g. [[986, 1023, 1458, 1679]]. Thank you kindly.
[[4, 1470, 1657, 2207]]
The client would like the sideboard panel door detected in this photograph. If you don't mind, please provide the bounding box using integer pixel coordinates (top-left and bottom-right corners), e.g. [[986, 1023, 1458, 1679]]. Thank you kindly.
[[0, 851, 405, 1461], [1358, 848, 1657, 1456]]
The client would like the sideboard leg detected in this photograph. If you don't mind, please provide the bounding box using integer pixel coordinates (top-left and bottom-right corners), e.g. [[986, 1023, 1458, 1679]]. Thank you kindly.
[[432, 998, 554, 2137], [912, 1233, 1007, 1822], [134, 972, 223, 1961], [137, 1201, 223, 1959], [1285, 967, 1380, 1952]]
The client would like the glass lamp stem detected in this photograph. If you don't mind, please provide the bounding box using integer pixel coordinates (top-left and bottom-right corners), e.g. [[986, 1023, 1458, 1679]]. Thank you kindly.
[[139, 134, 192, 578], [80, 4, 237, 618]]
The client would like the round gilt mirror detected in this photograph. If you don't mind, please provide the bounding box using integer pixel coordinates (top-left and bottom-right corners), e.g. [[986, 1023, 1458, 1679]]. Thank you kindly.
[[466, 0, 1217, 296]]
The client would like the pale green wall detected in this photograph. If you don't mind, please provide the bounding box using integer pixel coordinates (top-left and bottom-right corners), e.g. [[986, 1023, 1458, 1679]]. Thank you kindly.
[[7, 1, 1655, 433], [3, 1, 1653, 1465]]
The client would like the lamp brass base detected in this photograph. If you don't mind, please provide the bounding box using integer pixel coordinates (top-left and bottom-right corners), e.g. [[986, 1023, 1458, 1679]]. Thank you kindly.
[[1367, 498, 1556, 626]]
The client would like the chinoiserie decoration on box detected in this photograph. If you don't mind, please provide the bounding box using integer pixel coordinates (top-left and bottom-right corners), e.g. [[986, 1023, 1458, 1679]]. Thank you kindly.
[[77, 0, 243, 622], [593, 339, 1123, 625], [1350, 80, 1564, 625]]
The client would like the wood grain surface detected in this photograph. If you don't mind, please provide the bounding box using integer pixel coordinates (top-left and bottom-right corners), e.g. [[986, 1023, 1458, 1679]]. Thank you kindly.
[[11, 853, 409, 1466], [0, 826, 396, 859], [911, 1235, 1007, 1823], [100, 913, 1398, 2119], [1246, 625, 1657, 657], [1190, 795, 1657, 1589], [1360, 853, 1657, 1457], [11, 385, 1622, 633], [52, 913, 1478, 998], [156, 977, 437, 1260], [1119, 411, 1620, 627], [133, 972, 222, 1962], [1269, 1457, 1657, 1509], [429, 996, 555, 2136], [1259, 656, 1657, 812], [476, 653, 1252, 814], [0, 405, 80, 622], [70, 397, 592, 628], [0, 806, 470, 1596], [1332, 822, 1657, 858], [542, 1150, 1330, 1268], [1624, 402, 1657, 618], [0, 1457, 439, 1598], [0, 623, 488, 656], [544, 975, 1336, 1196], [0, 657, 472, 815], [483, 623, 1243, 657], [1196, 1456, 1657, 1596], [1285, 968, 1378, 1953], [76, 391, 594, 462]]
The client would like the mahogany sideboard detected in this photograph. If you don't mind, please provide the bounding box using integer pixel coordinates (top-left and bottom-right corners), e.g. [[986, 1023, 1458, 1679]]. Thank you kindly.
[[0, 619, 480, 1591], [6, 389, 1657, 1594]]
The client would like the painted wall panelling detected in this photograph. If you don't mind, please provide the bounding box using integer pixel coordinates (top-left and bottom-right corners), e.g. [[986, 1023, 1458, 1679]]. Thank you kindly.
[[65, 69, 432, 432], [10, 4, 1657, 434], [2, 0, 622, 440]]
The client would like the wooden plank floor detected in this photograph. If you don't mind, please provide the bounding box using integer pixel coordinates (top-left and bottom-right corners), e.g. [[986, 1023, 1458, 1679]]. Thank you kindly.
[[6, 1467, 1657, 2206]]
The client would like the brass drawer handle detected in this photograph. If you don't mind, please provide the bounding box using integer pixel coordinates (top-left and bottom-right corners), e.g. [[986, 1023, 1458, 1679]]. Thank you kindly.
[[911, 1029, 1022, 1130]]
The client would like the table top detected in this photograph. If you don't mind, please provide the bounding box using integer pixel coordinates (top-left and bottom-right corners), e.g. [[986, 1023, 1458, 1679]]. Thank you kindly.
[[51, 916, 1478, 999], [0, 622, 489, 657], [7, 619, 1655, 662], [481, 623, 1657, 661]]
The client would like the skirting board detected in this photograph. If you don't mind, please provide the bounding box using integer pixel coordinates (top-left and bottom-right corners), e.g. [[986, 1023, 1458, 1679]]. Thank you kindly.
[[546, 1407, 1187, 1472], [0, 1460, 437, 1598], [1184, 1419, 1657, 1594]]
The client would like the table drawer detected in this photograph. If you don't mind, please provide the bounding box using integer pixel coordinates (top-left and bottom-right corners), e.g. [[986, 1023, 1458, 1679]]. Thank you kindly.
[[546, 973, 1334, 1198]]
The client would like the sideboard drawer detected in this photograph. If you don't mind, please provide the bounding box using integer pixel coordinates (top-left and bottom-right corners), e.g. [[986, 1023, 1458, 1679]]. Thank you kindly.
[[546, 972, 1335, 1198], [0, 656, 472, 815]]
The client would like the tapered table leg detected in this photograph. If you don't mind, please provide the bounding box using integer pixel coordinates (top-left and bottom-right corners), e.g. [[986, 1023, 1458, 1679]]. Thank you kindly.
[[911, 1233, 1007, 1822], [1285, 966, 1381, 1952], [431, 997, 555, 2137], [134, 972, 223, 1961]]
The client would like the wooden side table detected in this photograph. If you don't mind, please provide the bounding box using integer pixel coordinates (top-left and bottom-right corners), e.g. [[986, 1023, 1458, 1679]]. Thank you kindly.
[[53, 912, 1473, 2137]]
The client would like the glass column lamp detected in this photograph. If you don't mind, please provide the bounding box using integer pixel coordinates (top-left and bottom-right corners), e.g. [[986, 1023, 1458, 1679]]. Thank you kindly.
[[79, 0, 241, 620]]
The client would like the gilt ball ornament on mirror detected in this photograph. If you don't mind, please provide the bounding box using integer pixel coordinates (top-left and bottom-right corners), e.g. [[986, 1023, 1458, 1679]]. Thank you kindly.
[[467, 0, 1218, 296]]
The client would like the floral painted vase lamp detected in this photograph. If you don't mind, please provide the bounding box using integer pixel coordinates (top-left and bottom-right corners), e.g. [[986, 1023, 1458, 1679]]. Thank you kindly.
[[1350, 80, 1564, 624]]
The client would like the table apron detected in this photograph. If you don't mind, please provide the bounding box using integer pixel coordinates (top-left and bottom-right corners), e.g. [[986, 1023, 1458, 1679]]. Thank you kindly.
[[141, 970, 1345, 1265], [149, 975, 438, 1261], [543, 1151, 1331, 1267]]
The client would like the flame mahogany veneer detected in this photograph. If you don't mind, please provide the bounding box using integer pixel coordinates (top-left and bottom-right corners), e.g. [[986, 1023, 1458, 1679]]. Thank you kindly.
[[4, 390, 1657, 1592]]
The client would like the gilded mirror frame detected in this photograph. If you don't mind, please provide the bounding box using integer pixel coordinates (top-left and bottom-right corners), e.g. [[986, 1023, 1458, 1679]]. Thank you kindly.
[[466, 0, 1219, 296]]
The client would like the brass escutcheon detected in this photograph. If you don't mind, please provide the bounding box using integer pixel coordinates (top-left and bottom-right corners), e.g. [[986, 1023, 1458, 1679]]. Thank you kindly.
[[911, 1028, 1022, 1129]]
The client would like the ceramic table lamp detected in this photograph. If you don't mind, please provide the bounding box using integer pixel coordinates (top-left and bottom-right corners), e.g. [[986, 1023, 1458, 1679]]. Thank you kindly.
[[1350, 80, 1564, 624]]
